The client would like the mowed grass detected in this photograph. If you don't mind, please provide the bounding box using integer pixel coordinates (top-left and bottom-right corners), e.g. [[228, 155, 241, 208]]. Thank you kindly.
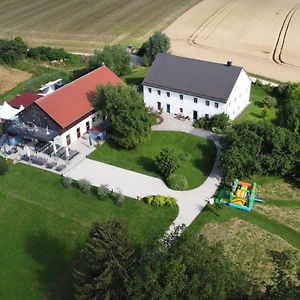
[[234, 84, 277, 124], [0, 0, 201, 52], [0, 163, 177, 299], [89, 131, 216, 190]]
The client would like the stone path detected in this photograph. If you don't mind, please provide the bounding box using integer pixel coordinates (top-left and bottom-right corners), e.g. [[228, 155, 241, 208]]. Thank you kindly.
[[65, 114, 222, 230]]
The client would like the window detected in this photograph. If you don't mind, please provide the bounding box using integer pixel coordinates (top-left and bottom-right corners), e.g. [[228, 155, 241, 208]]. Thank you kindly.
[[180, 108, 183, 113], [167, 92, 170, 97], [215, 102, 219, 109], [234, 97, 237, 102], [86, 121, 90, 132], [148, 88, 152, 93], [194, 98, 198, 103], [76, 127, 81, 138], [180, 94, 183, 100], [205, 114, 209, 118], [66, 134, 71, 145], [157, 90, 161, 95], [206, 100, 210, 106], [92, 116, 96, 123]]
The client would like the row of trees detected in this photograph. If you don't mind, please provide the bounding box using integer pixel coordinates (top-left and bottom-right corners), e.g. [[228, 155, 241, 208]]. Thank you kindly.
[[73, 218, 300, 299], [0, 37, 74, 65], [220, 121, 300, 179]]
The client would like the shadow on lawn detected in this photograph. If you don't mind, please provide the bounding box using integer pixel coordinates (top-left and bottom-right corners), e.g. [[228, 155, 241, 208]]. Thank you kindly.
[[137, 156, 157, 174], [25, 230, 77, 299]]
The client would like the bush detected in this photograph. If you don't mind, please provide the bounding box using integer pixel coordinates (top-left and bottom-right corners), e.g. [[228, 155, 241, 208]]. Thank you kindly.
[[263, 95, 277, 108], [97, 184, 110, 200], [27, 46, 70, 61], [0, 157, 8, 176], [144, 195, 177, 207], [179, 152, 191, 162], [193, 117, 211, 130], [166, 174, 188, 190], [112, 189, 124, 206], [211, 113, 230, 131], [155, 147, 180, 178], [78, 179, 91, 193], [0, 37, 28, 65], [62, 176, 73, 188]]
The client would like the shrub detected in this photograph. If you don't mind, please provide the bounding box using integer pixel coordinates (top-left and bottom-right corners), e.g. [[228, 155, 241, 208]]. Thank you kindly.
[[78, 179, 91, 193], [211, 113, 230, 131], [193, 117, 211, 130], [179, 152, 191, 162], [262, 95, 277, 108], [166, 174, 188, 190], [155, 147, 180, 178], [97, 184, 110, 200], [27, 46, 70, 61], [112, 189, 124, 206], [0, 157, 8, 176], [144, 195, 177, 207], [62, 176, 73, 188]]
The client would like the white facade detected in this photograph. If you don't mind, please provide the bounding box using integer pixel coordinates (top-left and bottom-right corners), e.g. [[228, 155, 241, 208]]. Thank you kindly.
[[143, 69, 251, 120], [54, 111, 101, 147]]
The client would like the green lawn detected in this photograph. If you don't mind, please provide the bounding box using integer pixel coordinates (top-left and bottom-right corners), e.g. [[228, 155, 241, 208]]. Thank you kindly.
[[0, 163, 177, 300], [122, 66, 150, 86], [234, 84, 277, 124], [89, 131, 216, 190]]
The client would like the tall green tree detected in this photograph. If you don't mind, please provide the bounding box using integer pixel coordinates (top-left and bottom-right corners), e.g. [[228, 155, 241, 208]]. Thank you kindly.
[[155, 147, 180, 178], [73, 219, 135, 300], [264, 250, 300, 300], [93, 84, 153, 149], [127, 229, 252, 299], [142, 31, 170, 65], [88, 45, 131, 76]]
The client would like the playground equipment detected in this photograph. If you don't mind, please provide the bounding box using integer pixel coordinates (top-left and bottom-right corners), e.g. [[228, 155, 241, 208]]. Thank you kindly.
[[214, 178, 264, 212]]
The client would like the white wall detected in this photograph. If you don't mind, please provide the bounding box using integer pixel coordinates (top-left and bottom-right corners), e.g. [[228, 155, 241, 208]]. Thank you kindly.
[[143, 69, 252, 120], [54, 111, 101, 147], [143, 85, 226, 120], [225, 69, 251, 120]]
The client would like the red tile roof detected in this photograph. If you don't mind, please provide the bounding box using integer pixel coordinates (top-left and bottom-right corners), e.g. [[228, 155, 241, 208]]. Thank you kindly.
[[35, 66, 123, 128], [9, 93, 42, 108]]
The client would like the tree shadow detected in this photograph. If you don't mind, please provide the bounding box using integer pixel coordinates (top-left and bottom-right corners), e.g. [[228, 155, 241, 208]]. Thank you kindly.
[[137, 156, 157, 174], [253, 100, 264, 108], [25, 230, 77, 298]]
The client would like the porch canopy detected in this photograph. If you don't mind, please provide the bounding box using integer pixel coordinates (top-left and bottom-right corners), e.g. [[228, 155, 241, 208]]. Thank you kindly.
[[6, 121, 59, 143], [0, 101, 24, 120]]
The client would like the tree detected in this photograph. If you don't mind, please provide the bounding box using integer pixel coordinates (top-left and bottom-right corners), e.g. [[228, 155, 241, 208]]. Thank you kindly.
[[155, 147, 180, 178], [263, 95, 277, 108], [88, 45, 131, 76], [264, 250, 300, 300], [211, 113, 230, 131], [0, 36, 28, 65], [220, 122, 300, 179], [276, 82, 300, 135], [73, 219, 135, 299], [143, 31, 170, 65], [93, 84, 153, 149], [127, 229, 252, 299]]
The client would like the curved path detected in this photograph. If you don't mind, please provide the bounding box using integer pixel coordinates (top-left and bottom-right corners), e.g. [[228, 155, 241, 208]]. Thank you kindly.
[[65, 114, 222, 230]]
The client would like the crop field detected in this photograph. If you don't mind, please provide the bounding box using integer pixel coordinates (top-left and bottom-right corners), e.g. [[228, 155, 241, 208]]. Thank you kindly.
[[0, 0, 200, 53], [165, 0, 300, 82], [0, 66, 31, 98]]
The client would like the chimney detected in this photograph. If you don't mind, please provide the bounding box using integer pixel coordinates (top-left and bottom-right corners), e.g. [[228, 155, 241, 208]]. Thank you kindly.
[[226, 60, 232, 67]]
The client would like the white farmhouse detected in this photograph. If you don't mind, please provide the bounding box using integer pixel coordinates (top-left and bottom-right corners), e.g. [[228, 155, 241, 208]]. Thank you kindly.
[[143, 54, 251, 120]]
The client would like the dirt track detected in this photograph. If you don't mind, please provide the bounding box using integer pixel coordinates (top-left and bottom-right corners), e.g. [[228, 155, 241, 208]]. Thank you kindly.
[[164, 0, 300, 82]]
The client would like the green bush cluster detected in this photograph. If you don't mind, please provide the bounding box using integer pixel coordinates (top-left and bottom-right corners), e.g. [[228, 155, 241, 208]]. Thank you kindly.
[[97, 184, 110, 200], [78, 179, 91, 193], [0, 157, 8, 176], [193, 113, 230, 133], [155, 147, 180, 178], [62, 176, 73, 188], [166, 173, 188, 190], [144, 195, 177, 207], [27, 46, 71, 61], [0, 37, 28, 65]]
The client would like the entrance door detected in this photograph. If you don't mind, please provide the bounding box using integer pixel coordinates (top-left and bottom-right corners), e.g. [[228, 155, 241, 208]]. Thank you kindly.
[[193, 110, 198, 120], [86, 121, 90, 132], [166, 104, 170, 113], [157, 101, 161, 110]]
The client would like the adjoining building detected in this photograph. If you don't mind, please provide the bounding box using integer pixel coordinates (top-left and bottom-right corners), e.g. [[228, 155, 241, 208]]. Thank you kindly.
[[6, 66, 123, 146], [142, 54, 251, 120]]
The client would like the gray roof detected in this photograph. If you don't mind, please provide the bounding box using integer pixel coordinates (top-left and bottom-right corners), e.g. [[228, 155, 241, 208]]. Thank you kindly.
[[142, 54, 243, 103]]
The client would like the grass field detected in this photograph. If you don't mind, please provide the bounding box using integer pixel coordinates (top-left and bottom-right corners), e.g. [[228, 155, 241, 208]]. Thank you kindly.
[[89, 131, 216, 190], [0, 163, 177, 299], [234, 84, 277, 124], [0, 0, 200, 52]]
